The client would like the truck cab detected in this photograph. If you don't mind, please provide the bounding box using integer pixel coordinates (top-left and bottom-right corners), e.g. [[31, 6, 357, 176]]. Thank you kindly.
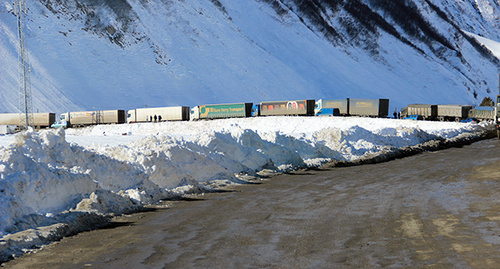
[[190, 106, 200, 121], [314, 100, 337, 116], [51, 120, 68, 128], [251, 104, 260, 117]]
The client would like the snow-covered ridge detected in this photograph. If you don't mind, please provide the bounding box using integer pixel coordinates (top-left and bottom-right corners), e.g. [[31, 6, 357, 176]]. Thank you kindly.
[[0, 117, 493, 262], [1, 0, 500, 114], [464, 30, 500, 60]]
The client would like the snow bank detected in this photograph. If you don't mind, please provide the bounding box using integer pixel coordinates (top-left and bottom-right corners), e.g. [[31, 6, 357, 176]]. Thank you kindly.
[[0, 117, 493, 262], [0, 128, 166, 234]]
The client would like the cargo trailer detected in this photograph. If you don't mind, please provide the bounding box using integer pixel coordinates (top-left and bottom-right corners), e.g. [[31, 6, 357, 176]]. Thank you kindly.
[[127, 106, 190, 123], [468, 106, 495, 121], [437, 105, 472, 121], [406, 104, 438, 120], [349, 99, 389, 117], [0, 113, 56, 128], [60, 110, 126, 127], [259, 100, 315, 116], [190, 103, 253, 120]]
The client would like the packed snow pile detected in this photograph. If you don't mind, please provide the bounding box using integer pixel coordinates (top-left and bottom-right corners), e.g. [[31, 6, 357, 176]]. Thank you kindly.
[[0, 117, 493, 262]]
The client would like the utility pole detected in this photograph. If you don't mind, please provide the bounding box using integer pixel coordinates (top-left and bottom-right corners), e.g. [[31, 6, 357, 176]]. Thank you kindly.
[[93, 109, 103, 125], [14, 0, 33, 130]]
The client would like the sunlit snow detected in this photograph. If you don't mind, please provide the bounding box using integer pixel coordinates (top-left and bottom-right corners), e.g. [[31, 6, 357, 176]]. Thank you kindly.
[[0, 116, 492, 261]]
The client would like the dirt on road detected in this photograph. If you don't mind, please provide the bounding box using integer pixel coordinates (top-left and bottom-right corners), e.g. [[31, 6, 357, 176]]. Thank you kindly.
[[4, 139, 500, 268]]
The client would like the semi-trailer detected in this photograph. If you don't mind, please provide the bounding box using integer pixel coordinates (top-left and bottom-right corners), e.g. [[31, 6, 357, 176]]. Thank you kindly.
[[190, 103, 253, 120], [59, 110, 126, 127], [349, 99, 389, 117], [468, 106, 495, 122], [127, 106, 190, 123], [437, 105, 472, 122], [0, 113, 56, 128], [259, 100, 315, 116], [405, 104, 438, 120]]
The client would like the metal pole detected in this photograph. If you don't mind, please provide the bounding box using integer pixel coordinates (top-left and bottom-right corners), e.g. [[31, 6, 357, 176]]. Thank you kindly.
[[15, 0, 33, 130]]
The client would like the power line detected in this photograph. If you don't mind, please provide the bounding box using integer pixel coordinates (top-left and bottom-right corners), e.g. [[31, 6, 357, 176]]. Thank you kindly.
[[14, 0, 33, 130]]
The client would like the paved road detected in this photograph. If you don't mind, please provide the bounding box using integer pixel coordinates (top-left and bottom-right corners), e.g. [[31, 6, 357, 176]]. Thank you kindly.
[[5, 139, 500, 268]]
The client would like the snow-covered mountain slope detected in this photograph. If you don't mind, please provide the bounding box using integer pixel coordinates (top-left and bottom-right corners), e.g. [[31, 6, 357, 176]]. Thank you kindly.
[[1, 0, 499, 114]]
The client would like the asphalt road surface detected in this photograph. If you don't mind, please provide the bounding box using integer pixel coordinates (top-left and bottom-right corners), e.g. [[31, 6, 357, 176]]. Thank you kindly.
[[4, 139, 500, 268]]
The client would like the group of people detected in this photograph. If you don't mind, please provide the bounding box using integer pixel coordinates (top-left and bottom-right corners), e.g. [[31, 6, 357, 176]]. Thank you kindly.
[[393, 108, 401, 119], [146, 115, 162, 122]]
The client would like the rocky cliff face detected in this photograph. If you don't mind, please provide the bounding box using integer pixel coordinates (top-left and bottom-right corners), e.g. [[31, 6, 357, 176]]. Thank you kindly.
[[1, 0, 499, 113]]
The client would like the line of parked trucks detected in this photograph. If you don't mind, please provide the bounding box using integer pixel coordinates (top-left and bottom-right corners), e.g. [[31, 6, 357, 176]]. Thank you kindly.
[[51, 98, 390, 126], [0, 98, 388, 132], [2, 95, 500, 138], [44, 98, 389, 128], [400, 104, 495, 122]]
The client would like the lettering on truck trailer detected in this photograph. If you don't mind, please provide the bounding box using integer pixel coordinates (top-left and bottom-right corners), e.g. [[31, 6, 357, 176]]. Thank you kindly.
[[355, 101, 374, 108]]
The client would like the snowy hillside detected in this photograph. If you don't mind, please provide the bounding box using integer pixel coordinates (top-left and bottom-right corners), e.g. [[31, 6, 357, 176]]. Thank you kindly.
[[1, 0, 500, 114]]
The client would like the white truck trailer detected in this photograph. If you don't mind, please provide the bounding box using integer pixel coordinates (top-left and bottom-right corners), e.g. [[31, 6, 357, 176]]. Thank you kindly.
[[127, 106, 190, 123], [0, 113, 56, 128], [60, 110, 126, 127]]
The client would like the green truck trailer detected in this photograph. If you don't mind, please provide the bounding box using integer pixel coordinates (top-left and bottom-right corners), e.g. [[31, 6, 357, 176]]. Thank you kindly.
[[190, 103, 253, 120]]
